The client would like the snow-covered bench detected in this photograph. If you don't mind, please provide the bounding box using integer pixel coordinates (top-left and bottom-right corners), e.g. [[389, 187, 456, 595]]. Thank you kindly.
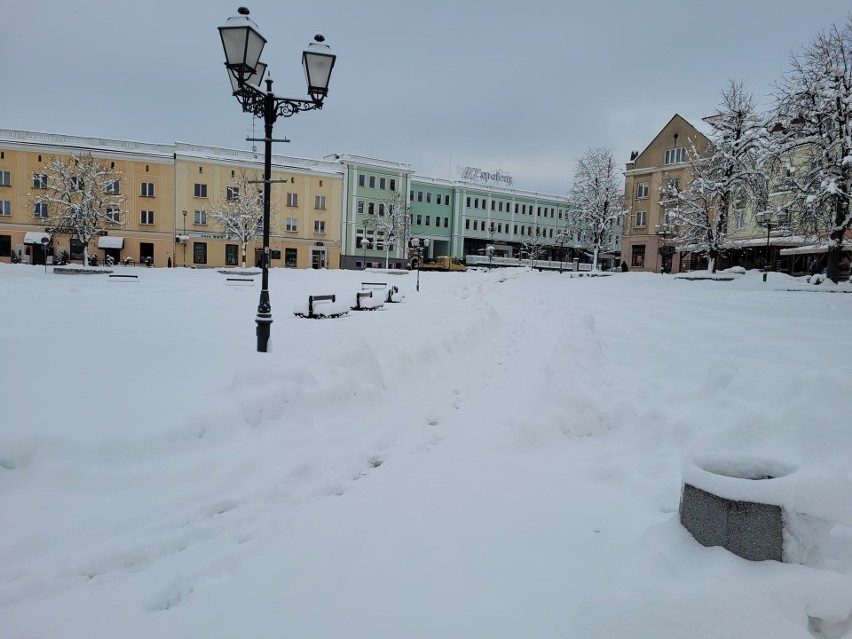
[[351, 290, 384, 311], [293, 294, 349, 319], [362, 281, 404, 303]]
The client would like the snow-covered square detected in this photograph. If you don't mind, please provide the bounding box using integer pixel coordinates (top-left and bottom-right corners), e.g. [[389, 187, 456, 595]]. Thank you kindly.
[[1, 265, 851, 638]]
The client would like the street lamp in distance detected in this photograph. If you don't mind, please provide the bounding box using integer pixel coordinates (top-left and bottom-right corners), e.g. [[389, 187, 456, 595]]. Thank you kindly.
[[755, 211, 784, 283], [219, 6, 337, 353], [410, 237, 430, 292], [655, 223, 674, 274]]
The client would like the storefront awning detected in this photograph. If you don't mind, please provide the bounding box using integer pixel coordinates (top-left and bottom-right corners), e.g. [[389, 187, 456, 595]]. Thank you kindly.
[[780, 241, 852, 256], [97, 236, 124, 249], [23, 232, 51, 244]]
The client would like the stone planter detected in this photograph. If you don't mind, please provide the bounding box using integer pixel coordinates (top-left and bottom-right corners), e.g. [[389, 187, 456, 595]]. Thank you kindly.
[[679, 454, 847, 565]]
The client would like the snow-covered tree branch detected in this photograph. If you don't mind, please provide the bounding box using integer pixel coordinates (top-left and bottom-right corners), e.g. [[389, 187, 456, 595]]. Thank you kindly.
[[567, 147, 624, 269], [208, 169, 265, 268], [765, 18, 852, 282], [33, 153, 126, 266]]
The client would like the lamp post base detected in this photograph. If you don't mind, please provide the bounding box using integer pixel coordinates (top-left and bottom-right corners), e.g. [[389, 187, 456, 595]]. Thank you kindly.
[[256, 289, 273, 352]]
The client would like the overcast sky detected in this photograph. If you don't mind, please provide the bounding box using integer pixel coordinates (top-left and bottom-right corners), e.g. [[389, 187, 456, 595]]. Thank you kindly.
[[2, 1, 849, 194]]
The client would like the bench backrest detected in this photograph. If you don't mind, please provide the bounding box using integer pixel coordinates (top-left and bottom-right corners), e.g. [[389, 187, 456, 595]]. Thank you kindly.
[[308, 294, 336, 315]]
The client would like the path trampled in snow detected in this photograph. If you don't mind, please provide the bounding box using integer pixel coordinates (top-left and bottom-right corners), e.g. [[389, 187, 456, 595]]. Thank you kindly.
[[1, 265, 851, 638]]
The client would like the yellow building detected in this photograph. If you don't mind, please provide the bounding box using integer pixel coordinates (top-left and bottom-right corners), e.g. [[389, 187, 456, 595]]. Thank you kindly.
[[0, 130, 174, 266], [0, 130, 344, 268], [621, 115, 711, 273]]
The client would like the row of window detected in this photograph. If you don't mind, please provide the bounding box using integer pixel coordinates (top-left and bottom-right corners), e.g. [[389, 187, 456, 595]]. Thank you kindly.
[[194, 243, 300, 267], [410, 190, 452, 206], [413, 214, 449, 228], [463, 217, 558, 238], [635, 177, 679, 199], [357, 174, 397, 192], [464, 196, 563, 218]]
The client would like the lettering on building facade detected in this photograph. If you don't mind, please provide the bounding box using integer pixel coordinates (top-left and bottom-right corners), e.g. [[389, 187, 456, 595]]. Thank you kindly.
[[457, 166, 513, 187]]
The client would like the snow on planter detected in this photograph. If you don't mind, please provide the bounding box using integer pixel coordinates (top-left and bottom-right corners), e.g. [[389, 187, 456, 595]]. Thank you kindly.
[[680, 453, 852, 566]]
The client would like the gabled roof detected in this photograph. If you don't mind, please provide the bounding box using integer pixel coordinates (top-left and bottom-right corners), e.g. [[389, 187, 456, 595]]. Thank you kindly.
[[628, 114, 710, 171]]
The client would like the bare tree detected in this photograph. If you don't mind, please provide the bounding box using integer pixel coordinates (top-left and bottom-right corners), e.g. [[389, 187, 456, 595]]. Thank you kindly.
[[520, 225, 549, 267], [662, 82, 766, 273], [34, 153, 126, 266], [567, 147, 624, 269], [209, 169, 264, 268], [766, 18, 852, 282], [376, 190, 414, 268], [660, 146, 725, 271]]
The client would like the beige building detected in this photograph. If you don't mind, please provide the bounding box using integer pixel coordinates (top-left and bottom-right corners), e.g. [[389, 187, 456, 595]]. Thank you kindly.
[[0, 130, 344, 268], [621, 115, 711, 273]]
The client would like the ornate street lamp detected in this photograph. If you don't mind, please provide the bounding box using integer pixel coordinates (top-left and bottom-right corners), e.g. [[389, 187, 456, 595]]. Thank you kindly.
[[219, 7, 337, 352], [755, 211, 775, 283], [411, 237, 430, 292]]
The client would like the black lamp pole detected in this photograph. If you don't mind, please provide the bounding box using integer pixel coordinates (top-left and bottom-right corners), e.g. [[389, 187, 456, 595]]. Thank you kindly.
[[219, 7, 336, 352]]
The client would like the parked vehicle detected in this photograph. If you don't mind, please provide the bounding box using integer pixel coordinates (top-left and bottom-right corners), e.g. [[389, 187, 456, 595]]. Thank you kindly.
[[418, 256, 467, 272]]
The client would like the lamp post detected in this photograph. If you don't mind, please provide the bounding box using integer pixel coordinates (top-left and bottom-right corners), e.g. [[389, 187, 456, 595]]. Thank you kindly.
[[655, 223, 673, 273], [755, 211, 774, 283], [488, 222, 495, 270], [182, 210, 187, 266], [411, 237, 430, 292], [219, 6, 336, 353]]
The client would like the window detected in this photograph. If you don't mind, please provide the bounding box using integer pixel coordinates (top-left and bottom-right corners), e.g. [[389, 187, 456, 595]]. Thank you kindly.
[[140, 182, 155, 197], [665, 148, 685, 165], [227, 186, 239, 200], [631, 244, 646, 267], [515, 203, 519, 214], [368, 202, 375, 215], [194, 183, 208, 198], [426, 193, 432, 204], [140, 210, 154, 225], [33, 202, 48, 218], [466, 219, 470, 230], [425, 215, 431, 226], [106, 180, 120, 195], [0, 201, 9, 216], [378, 203, 385, 216], [491, 201, 495, 211], [417, 191, 423, 202], [32, 173, 48, 189], [285, 248, 297, 267], [444, 217, 449, 228], [315, 195, 326, 210], [390, 179, 396, 192], [358, 175, 365, 187], [71, 176, 84, 191], [379, 177, 386, 190], [286, 217, 298, 232], [416, 214, 422, 225], [410, 190, 414, 201], [466, 197, 471, 207], [513, 224, 517, 234], [474, 198, 479, 209], [473, 220, 479, 231], [636, 183, 649, 198], [0, 235, 10, 257], [193, 242, 207, 264], [734, 209, 745, 230], [634, 211, 647, 228], [194, 210, 207, 225], [0, 170, 12, 186], [666, 178, 679, 192], [225, 244, 239, 266], [367, 176, 375, 189], [105, 207, 120, 223], [287, 192, 298, 207], [314, 220, 326, 234], [357, 201, 364, 215]]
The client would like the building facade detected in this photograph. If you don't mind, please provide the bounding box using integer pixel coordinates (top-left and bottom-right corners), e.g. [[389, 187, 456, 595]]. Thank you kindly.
[[0, 130, 344, 269], [621, 114, 711, 273]]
